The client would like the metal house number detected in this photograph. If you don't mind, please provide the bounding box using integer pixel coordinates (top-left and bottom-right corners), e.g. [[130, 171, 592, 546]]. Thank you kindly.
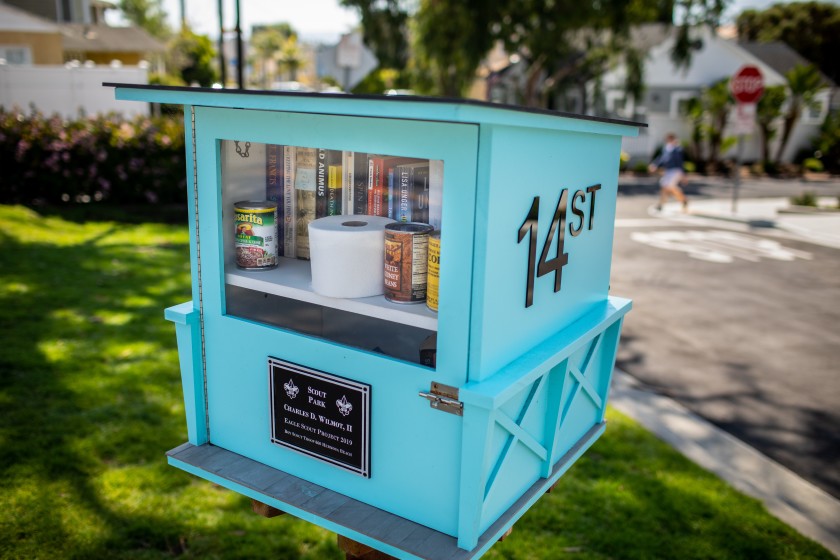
[[518, 184, 601, 308]]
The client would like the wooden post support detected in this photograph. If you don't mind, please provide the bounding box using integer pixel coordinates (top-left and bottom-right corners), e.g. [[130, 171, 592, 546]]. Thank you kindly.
[[251, 499, 285, 518], [337, 535, 398, 560], [498, 527, 513, 542]]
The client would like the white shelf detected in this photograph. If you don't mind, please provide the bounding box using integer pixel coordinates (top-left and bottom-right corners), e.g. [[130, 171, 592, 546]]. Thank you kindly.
[[225, 257, 438, 331]]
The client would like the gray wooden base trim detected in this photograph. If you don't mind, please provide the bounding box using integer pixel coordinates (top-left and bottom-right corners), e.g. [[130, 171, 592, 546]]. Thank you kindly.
[[166, 422, 604, 560]]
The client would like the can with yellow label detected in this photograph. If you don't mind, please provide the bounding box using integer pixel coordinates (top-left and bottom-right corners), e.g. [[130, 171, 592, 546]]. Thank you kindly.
[[426, 231, 440, 312]]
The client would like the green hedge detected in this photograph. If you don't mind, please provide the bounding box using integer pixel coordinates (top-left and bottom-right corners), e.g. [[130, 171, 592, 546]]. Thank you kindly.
[[0, 108, 186, 205]]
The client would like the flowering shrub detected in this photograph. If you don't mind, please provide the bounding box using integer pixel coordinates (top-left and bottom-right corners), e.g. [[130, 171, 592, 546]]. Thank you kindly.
[[0, 108, 186, 205]]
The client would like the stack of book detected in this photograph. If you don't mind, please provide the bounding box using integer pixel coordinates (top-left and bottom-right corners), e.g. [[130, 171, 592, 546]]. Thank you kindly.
[[263, 144, 443, 260]]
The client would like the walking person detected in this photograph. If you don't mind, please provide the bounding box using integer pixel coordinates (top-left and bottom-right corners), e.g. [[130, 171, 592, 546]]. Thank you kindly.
[[649, 133, 688, 212]]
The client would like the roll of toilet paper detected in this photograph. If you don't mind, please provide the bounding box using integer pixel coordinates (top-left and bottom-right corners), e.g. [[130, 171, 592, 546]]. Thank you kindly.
[[309, 215, 394, 298]]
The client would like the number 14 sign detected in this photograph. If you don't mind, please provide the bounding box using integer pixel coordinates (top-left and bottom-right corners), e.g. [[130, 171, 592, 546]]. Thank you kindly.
[[518, 184, 601, 308]]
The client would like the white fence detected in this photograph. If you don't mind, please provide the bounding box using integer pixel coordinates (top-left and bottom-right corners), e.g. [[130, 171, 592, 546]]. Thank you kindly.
[[0, 64, 149, 118]]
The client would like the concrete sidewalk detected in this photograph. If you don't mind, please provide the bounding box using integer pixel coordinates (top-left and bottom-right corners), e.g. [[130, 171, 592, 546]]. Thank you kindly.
[[656, 196, 840, 249], [610, 369, 840, 557]]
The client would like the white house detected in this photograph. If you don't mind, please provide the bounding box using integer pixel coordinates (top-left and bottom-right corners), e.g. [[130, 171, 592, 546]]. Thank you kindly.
[[601, 28, 835, 164]]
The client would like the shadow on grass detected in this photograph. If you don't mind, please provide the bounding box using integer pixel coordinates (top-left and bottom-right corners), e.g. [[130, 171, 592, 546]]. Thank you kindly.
[[0, 211, 340, 559], [1, 206, 831, 559], [486, 410, 834, 560], [25, 202, 190, 225]]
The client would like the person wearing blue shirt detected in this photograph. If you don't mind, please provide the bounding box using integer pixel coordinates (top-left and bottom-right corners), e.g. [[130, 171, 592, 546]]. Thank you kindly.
[[649, 133, 688, 212]]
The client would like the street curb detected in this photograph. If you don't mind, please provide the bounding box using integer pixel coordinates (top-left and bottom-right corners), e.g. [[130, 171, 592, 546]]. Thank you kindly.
[[609, 368, 840, 558]]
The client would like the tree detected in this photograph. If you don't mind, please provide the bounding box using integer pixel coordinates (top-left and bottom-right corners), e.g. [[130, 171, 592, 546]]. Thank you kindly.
[[813, 110, 840, 173], [755, 84, 786, 164], [702, 78, 733, 170], [339, 0, 410, 70], [737, 2, 840, 85], [277, 36, 304, 82], [168, 29, 218, 87], [251, 25, 297, 88], [119, 0, 171, 39], [775, 64, 824, 164], [683, 96, 706, 163], [343, 0, 730, 103], [411, 0, 497, 97]]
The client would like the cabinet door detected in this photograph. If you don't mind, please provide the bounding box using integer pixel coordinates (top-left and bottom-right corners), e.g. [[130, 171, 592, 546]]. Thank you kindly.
[[190, 106, 479, 534]]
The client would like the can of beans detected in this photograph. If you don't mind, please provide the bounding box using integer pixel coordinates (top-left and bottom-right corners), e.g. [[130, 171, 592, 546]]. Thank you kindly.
[[234, 201, 278, 270], [426, 232, 440, 312], [384, 222, 434, 304]]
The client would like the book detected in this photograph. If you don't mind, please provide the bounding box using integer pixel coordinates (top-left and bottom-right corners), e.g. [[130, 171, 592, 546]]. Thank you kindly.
[[294, 147, 317, 260], [327, 150, 343, 215], [282, 146, 296, 258], [411, 163, 430, 224], [343, 151, 354, 215], [367, 156, 385, 216], [316, 148, 328, 218], [387, 168, 395, 219], [428, 159, 444, 230], [353, 152, 369, 215], [265, 144, 284, 255], [328, 164, 342, 215]]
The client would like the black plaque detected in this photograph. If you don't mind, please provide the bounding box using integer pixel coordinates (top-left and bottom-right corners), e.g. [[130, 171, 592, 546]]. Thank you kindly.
[[269, 357, 370, 477]]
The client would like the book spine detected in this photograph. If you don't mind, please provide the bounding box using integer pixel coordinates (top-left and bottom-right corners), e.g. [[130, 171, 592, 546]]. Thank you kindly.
[[354, 152, 369, 215], [344, 151, 353, 215], [368, 157, 385, 216], [283, 146, 296, 258], [387, 168, 395, 219], [428, 159, 444, 230], [412, 164, 430, 225], [328, 164, 342, 215], [265, 144, 284, 255], [294, 147, 317, 260], [396, 165, 412, 222], [316, 148, 328, 218]]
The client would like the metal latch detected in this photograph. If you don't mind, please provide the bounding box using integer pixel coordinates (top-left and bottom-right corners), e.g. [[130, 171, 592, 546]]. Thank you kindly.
[[419, 382, 463, 416]]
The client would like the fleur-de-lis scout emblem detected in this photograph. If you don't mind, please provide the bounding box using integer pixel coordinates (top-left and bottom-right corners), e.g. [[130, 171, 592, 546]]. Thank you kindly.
[[284, 379, 299, 399], [336, 395, 353, 416]]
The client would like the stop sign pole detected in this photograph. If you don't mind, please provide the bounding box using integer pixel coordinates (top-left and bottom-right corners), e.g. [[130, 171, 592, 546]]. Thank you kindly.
[[730, 65, 765, 213]]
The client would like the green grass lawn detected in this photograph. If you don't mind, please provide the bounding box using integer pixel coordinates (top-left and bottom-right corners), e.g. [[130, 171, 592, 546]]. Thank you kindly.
[[0, 204, 833, 560]]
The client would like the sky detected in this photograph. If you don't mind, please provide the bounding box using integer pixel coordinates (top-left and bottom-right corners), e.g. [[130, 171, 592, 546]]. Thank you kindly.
[[153, 0, 833, 44], [159, 0, 361, 43]]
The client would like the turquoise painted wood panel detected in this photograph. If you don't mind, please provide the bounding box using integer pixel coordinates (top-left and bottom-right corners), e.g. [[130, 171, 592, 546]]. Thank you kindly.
[[164, 301, 207, 445], [469, 125, 623, 381], [109, 84, 641, 554], [191, 106, 480, 534], [110, 84, 642, 138], [456, 297, 630, 549]]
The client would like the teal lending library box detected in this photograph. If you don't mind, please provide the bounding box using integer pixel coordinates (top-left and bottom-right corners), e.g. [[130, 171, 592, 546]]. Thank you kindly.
[[108, 83, 641, 559]]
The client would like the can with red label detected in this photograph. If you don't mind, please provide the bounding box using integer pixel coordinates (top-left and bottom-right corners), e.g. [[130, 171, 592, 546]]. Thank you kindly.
[[383, 222, 434, 303]]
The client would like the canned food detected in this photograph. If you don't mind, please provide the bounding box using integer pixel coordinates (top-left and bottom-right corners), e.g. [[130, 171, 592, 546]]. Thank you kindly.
[[426, 232, 440, 312], [384, 222, 434, 304], [234, 201, 278, 270]]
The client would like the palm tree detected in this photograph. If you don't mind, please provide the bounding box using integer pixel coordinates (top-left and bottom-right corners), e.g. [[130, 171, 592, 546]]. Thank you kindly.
[[775, 64, 824, 164], [755, 85, 786, 165], [278, 36, 303, 82], [251, 28, 286, 88], [703, 78, 733, 171]]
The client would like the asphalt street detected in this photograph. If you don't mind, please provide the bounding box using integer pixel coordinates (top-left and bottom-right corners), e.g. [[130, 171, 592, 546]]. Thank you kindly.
[[610, 175, 840, 499]]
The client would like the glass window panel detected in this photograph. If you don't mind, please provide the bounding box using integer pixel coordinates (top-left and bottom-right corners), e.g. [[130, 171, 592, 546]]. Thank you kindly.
[[219, 139, 443, 368]]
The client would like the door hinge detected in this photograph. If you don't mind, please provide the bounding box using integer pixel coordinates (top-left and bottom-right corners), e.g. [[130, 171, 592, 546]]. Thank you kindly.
[[419, 382, 463, 416]]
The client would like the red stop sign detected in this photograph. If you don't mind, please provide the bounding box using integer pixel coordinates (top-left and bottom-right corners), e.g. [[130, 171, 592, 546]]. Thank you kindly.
[[730, 65, 764, 104]]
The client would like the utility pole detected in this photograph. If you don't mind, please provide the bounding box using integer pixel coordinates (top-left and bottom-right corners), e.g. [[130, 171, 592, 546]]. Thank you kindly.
[[217, 0, 227, 88], [235, 0, 244, 89]]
